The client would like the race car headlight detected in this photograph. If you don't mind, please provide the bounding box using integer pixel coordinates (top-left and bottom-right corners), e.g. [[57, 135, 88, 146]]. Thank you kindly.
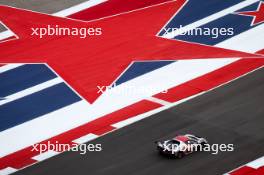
[[158, 143, 163, 147]]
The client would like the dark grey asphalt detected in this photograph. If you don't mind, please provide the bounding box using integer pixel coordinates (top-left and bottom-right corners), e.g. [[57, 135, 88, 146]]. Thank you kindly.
[[0, 0, 89, 31], [0, 0, 88, 13], [14, 67, 264, 175]]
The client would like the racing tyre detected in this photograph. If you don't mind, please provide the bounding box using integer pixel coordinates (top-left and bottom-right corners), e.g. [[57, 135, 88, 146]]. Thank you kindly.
[[176, 152, 184, 159], [201, 142, 206, 150]]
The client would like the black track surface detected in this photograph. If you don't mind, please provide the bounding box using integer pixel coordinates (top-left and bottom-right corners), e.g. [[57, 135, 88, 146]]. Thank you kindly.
[[15, 68, 264, 175], [0, 0, 89, 31]]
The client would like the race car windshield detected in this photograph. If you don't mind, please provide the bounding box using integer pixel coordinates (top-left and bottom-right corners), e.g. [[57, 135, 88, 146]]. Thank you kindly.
[[168, 140, 180, 145], [188, 136, 197, 139]]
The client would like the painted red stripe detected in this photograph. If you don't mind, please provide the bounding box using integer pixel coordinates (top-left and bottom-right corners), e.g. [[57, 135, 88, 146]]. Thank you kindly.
[[154, 82, 202, 103], [230, 166, 256, 175], [255, 166, 264, 174], [154, 58, 264, 103], [256, 48, 264, 55], [69, 0, 172, 21], [92, 125, 116, 135], [11, 158, 37, 170], [0, 147, 36, 169], [230, 166, 264, 175], [0, 100, 161, 169]]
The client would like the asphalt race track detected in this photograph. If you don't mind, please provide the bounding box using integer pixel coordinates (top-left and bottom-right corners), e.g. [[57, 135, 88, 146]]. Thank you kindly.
[[14, 67, 264, 175], [0, 0, 88, 13], [0, 0, 88, 32]]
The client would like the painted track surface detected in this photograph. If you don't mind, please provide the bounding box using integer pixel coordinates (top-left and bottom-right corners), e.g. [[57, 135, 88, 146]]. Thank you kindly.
[[1, 0, 263, 174], [13, 67, 264, 175]]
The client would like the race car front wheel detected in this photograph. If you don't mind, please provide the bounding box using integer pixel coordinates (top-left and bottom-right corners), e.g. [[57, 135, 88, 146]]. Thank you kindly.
[[176, 152, 184, 159]]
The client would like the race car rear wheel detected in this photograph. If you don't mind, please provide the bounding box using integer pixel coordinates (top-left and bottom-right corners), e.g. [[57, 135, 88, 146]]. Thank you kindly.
[[201, 142, 206, 150]]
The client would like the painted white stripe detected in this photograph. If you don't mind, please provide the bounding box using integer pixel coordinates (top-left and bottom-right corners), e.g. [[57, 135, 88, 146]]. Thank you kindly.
[[0, 0, 107, 41], [0, 30, 13, 40], [216, 23, 264, 53], [32, 150, 60, 161], [0, 167, 17, 175], [73, 133, 99, 144], [112, 93, 204, 129], [0, 64, 24, 74], [111, 107, 161, 129], [146, 96, 171, 106], [0, 100, 91, 158], [247, 156, 264, 169], [226, 155, 264, 174], [162, 0, 259, 39], [53, 0, 107, 17], [0, 77, 62, 106]]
